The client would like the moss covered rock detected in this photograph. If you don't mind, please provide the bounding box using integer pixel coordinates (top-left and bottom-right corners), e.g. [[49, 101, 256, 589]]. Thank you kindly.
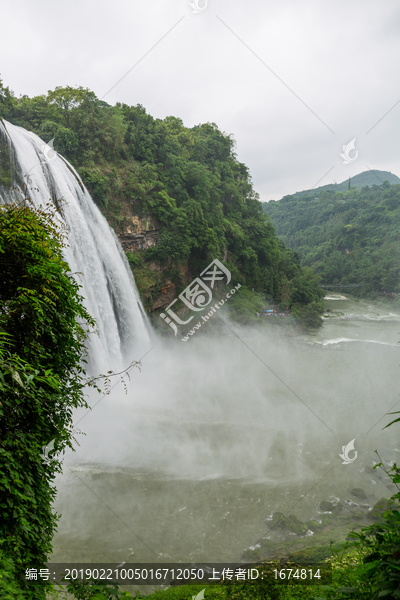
[[367, 497, 400, 520], [351, 488, 367, 500], [320, 501, 334, 512], [270, 513, 308, 536]]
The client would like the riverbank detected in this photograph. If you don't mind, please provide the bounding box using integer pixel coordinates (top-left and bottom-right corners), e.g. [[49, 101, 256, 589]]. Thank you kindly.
[[241, 489, 393, 564]]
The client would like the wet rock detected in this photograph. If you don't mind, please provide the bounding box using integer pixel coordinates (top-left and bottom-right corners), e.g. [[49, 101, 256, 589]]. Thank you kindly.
[[320, 501, 334, 512], [287, 515, 308, 535], [351, 488, 367, 500], [337, 515, 355, 524], [349, 512, 364, 521], [270, 513, 308, 535], [270, 512, 285, 528], [367, 497, 399, 520], [319, 514, 334, 526], [332, 502, 343, 515], [305, 519, 322, 532]]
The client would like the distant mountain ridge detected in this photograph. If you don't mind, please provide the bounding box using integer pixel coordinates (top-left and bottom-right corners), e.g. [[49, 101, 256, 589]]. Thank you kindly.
[[261, 171, 400, 296], [279, 169, 400, 201]]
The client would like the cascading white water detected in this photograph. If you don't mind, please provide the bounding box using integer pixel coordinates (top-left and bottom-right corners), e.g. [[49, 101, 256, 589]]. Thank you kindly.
[[0, 119, 151, 373]]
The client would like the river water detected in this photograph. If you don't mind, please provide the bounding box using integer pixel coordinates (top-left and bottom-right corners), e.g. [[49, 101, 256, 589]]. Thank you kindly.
[[51, 294, 400, 568]]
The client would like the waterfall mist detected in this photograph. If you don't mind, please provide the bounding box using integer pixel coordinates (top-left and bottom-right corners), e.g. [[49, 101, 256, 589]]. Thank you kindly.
[[53, 319, 399, 564]]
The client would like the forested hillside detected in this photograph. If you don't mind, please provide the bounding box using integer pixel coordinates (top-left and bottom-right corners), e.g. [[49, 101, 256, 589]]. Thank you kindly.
[[0, 79, 323, 320], [264, 181, 400, 297]]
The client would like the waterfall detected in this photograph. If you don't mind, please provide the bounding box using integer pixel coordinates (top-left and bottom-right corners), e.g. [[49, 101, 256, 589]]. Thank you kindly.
[[0, 119, 151, 373]]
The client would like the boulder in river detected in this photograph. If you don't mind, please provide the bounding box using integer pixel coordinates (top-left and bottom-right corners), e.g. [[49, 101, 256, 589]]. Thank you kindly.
[[320, 500, 343, 514], [270, 512, 308, 536], [305, 519, 323, 532], [351, 488, 367, 500], [367, 497, 400, 520], [320, 501, 334, 512]]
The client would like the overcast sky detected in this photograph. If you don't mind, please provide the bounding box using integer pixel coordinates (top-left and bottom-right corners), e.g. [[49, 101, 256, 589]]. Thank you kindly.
[[2, 0, 400, 200]]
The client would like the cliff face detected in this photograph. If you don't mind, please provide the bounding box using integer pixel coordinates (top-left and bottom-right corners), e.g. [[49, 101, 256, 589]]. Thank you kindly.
[[118, 215, 160, 252], [139, 259, 189, 312], [116, 215, 191, 312]]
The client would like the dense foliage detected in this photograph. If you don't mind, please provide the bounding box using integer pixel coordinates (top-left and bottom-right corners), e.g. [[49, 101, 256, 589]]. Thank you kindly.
[[0, 78, 324, 317], [0, 201, 95, 598], [264, 182, 400, 297]]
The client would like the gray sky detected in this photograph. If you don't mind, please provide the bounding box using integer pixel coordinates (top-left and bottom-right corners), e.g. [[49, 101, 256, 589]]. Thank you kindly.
[[2, 0, 400, 200]]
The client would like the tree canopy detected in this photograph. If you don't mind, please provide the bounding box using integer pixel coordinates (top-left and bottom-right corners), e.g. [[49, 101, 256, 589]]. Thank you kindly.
[[1, 80, 324, 318], [0, 200, 94, 598], [264, 183, 400, 297]]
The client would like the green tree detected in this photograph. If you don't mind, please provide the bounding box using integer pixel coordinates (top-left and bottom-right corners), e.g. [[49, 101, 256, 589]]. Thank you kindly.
[[47, 85, 97, 127], [0, 200, 95, 598], [0, 77, 15, 119]]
